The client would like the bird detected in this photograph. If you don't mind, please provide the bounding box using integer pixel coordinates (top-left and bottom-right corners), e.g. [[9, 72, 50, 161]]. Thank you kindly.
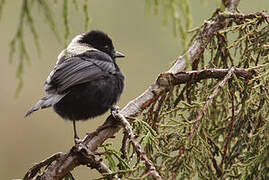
[[25, 30, 125, 143]]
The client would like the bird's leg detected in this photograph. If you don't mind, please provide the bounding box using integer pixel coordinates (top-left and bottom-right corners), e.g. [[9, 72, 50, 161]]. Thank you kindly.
[[73, 120, 81, 144]]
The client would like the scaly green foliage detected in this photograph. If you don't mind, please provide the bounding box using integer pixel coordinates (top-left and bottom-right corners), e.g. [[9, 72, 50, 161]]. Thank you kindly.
[[3, 0, 269, 179], [98, 9, 269, 180]]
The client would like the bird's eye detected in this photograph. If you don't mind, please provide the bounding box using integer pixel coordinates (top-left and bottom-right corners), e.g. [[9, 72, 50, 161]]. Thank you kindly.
[[104, 45, 109, 50]]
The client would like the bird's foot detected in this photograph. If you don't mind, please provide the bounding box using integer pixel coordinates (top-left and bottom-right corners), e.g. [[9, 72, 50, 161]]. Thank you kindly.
[[74, 136, 83, 144], [111, 105, 120, 114]]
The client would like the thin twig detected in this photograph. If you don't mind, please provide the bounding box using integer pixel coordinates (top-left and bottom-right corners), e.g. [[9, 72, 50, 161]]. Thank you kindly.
[[119, 132, 128, 169], [221, 90, 235, 167], [147, 99, 158, 124], [76, 144, 120, 180], [23, 152, 64, 180], [188, 67, 235, 139], [112, 111, 162, 180], [212, 157, 222, 177], [152, 94, 167, 131]]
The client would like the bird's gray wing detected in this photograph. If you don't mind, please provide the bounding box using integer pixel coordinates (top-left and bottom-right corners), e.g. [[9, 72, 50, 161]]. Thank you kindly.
[[45, 56, 116, 94]]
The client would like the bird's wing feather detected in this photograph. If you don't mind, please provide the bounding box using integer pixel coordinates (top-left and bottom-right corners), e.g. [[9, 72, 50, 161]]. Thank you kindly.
[[45, 56, 116, 94]]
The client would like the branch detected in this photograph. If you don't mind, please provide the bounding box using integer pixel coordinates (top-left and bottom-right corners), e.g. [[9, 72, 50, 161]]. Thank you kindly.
[[77, 144, 120, 180], [27, 140, 119, 180], [221, 90, 235, 167], [168, 67, 254, 85], [23, 152, 64, 180], [219, 11, 269, 20]]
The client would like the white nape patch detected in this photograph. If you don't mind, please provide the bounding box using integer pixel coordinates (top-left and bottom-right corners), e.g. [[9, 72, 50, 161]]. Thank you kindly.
[[67, 34, 91, 55], [56, 34, 99, 64], [46, 34, 99, 87]]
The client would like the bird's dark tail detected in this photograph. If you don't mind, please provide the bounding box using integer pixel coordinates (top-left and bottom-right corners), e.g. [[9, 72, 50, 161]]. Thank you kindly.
[[25, 94, 65, 117]]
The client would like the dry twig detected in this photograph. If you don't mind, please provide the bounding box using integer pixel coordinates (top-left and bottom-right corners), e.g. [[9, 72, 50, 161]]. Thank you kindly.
[[112, 110, 162, 180]]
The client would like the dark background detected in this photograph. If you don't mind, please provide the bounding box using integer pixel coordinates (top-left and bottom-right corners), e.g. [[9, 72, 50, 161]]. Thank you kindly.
[[0, 0, 268, 179]]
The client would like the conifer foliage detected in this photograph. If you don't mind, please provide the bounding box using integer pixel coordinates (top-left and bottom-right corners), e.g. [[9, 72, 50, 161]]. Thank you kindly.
[[2, 0, 268, 179]]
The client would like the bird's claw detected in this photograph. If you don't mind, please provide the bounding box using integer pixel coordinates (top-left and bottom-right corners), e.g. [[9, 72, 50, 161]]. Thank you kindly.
[[111, 105, 120, 113], [74, 137, 83, 144]]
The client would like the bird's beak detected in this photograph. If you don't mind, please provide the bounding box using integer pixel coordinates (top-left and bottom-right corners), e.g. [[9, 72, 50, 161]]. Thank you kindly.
[[115, 51, 125, 58]]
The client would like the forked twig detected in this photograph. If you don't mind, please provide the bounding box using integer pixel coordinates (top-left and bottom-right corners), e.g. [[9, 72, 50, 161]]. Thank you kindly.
[[112, 111, 162, 180], [23, 152, 64, 180]]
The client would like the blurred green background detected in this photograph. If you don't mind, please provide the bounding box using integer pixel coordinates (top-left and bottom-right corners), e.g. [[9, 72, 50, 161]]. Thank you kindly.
[[0, 0, 268, 179]]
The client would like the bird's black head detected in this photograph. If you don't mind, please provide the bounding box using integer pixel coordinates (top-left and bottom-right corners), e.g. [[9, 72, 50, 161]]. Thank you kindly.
[[79, 30, 124, 59]]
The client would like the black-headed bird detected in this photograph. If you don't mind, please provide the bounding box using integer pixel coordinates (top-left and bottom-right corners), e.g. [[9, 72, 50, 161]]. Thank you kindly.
[[25, 30, 125, 143]]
